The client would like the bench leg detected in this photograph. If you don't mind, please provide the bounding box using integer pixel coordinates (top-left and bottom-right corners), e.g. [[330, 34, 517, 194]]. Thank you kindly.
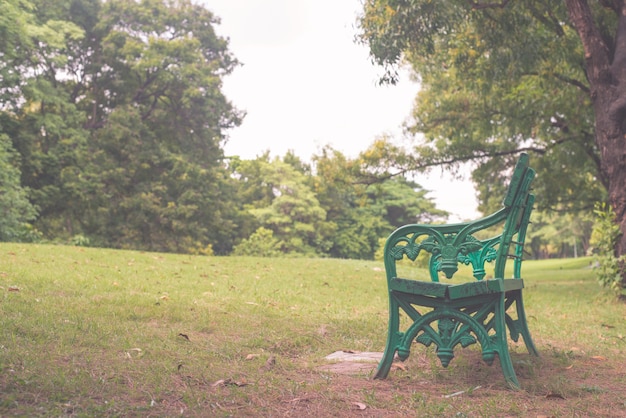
[[495, 294, 521, 389], [512, 290, 539, 357], [375, 297, 401, 379]]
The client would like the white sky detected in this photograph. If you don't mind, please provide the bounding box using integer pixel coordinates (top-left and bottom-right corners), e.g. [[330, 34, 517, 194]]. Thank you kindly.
[[203, 0, 479, 221]]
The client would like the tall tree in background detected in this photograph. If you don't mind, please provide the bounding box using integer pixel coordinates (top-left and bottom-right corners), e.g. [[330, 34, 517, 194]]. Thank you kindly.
[[0, 135, 38, 241], [358, 1, 626, 273], [79, 0, 243, 253], [0, 0, 244, 253], [0, 0, 84, 239]]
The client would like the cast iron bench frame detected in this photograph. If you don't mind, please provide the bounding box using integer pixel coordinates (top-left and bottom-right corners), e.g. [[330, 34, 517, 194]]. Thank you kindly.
[[375, 153, 539, 388]]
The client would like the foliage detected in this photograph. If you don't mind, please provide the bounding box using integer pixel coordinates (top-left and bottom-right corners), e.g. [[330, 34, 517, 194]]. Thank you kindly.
[[231, 227, 281, 257], [527, 210, 593, 259], [3, 0, 574, 261], [229, 147, 447, 259], [0, 0, 245, 253], [313, 145, 447, 259], [590, 203, 626, 296], [235, 157, 335, 256], [356, 1, 611, 213], [0, 135, 39, 242]]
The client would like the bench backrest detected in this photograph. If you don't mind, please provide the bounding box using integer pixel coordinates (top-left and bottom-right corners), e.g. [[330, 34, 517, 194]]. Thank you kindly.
[[384, 153, 535, 282]]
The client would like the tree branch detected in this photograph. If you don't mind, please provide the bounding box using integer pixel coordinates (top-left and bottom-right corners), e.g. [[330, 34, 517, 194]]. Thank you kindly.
[[354, 147, 545, 185], [528, 3, 566, 37], [552, 73, 590, 93]]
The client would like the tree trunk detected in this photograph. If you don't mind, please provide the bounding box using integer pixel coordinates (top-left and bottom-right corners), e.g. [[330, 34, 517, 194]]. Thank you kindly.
[[566, 0, 626, 282]]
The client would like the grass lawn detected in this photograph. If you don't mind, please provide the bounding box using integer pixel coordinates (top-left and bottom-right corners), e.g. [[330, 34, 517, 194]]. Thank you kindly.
[[1, 243, 625, 417]]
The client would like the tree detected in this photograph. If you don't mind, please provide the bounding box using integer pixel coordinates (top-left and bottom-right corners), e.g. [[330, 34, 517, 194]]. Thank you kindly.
[[234, 157, 335, 256], [313, 145, 447, 259], [0, 134, 38, 241], [527, 211, 593, 258], [358, 1, 626, 281], [0, 0, 245, 253]]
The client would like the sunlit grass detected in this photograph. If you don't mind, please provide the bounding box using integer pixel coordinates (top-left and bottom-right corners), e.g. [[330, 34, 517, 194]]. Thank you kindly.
[[0, 243, 625, 416]]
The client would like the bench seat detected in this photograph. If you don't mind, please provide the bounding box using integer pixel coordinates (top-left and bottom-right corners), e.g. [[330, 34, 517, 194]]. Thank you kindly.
[[390, 277, 525, 300]]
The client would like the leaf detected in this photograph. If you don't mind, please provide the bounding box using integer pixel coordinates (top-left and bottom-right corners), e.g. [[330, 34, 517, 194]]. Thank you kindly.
[[351, 402, 367, 410], [126, 348, 143, 359], [211, 378, 246, 387], [405, 243, 421, 260], [590, 355, 607, 361], [458, 236, 483, 254], [419, 236, 438, 253], [390, 246, 406, 260], [391, 362, 407, 371], [416, 333, 434, 347], [459, 334, 477, 348], [211, 378, 230, 387], [245, 354, 260, 360], [262, 355, 276, 371]]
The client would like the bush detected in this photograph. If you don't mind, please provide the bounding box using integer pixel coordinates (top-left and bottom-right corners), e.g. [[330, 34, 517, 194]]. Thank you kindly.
[[232, 227, 281, 257], [590, 203, 626, 297]]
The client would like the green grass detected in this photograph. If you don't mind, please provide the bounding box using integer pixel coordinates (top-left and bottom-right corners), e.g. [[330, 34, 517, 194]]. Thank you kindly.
[[1, 243, 625, 417]]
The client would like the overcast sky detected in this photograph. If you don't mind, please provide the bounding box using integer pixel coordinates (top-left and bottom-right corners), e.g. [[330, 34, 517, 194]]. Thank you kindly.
[[202, 0, 479, 220]]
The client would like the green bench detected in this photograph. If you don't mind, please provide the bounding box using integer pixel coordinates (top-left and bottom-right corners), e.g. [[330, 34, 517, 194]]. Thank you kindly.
[[375, 153, 539, 388]]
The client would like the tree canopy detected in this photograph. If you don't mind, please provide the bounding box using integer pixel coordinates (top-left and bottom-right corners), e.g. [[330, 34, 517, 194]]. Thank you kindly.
[[357, 1, 626, 272], [0, 0, 244, 253], [0, 0, 589, 262]]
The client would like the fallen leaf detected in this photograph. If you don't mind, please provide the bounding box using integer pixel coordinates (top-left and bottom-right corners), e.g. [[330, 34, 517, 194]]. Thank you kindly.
[[212, 378, 230, 387], [246, 354, 260, 360], [262, 355, 276, 371], [8, 286, 20, 292], [352, 402, 367, 410], [211, 378, 247, 387], [590, 355, 607, 361], [126, 348, 143, 359], [546, 392, 566, 400], [284, 397, 312, 403], [391, 362, 407, 371]]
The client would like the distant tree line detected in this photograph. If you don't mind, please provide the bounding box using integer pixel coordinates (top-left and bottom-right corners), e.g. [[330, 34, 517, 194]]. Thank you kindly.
[[0, 0, 595, 260], [0, 0, 450, 259]]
